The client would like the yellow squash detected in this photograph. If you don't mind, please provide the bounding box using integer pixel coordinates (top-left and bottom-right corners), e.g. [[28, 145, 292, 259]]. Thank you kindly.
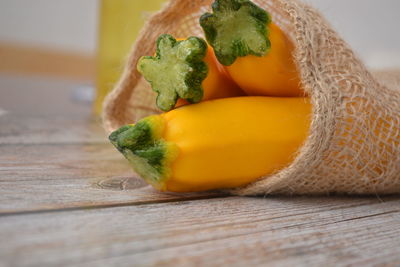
[[200, 0, 303, 97], [110, 97, 311, 192], [137, 34, 243, 111], [225, 23, 302, 97], [176, 41, 244, 107]]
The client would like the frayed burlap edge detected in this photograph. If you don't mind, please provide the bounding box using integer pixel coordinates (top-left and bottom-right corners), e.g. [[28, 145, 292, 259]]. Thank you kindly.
[[103, 0, 400, 195]]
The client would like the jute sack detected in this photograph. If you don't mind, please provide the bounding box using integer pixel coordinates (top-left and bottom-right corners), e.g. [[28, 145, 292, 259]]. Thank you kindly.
[[103, 0, 400, 195]]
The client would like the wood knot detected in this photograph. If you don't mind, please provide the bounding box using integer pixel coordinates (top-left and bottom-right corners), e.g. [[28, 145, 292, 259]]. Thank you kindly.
[[96, 176, 147, 191]]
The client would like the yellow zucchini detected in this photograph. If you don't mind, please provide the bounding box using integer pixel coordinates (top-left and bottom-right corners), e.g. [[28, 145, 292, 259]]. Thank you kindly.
[[200, 0, 303, 97], [109, 97, 311, 192]]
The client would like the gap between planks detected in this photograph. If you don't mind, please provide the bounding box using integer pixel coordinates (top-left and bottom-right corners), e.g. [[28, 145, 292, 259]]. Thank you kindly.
[[0, 194, 229, 217], [0, 194, 395, 218], [2, 196, 399, 266]]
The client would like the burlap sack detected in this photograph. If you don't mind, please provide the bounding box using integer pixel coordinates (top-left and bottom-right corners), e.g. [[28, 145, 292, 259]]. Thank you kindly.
[[103, 0, 400, 195]]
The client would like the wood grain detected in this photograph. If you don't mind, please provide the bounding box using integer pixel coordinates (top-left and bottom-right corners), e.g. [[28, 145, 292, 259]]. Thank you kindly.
[[0, 143, 223, 214], [0, 114, 106, 145], [0, 75, 223, 214], [1, 196, 399, 266], [2, 73, 400, 266], [0, 74, 94, 116]]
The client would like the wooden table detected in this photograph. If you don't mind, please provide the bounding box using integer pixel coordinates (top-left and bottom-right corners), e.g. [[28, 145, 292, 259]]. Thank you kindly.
[[1, 73, 400, 267]]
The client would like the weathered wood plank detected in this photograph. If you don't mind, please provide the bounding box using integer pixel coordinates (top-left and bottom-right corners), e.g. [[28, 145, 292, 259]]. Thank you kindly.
[[0, 114, 106, 145], [1, 196, 399, 266], [0, 74, 106, 145], [0, 74, 92, 116], [2, 64, 400, 267], [0, 143, 223, 214], [0, 74, 223, 214]]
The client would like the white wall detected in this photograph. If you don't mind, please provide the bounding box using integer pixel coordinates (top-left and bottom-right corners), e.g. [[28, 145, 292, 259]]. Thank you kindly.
[[306, 0, 400, 69], [0, 0, 99, 55], [0, 0, 399, 68]]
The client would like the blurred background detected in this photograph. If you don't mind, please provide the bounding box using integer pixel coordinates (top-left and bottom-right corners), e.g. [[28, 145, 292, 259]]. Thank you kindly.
[[0, 0, 399, 114]]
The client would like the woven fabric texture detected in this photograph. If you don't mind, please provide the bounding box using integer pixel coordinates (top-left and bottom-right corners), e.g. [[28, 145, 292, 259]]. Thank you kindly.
[[103, 0, 400, 195]]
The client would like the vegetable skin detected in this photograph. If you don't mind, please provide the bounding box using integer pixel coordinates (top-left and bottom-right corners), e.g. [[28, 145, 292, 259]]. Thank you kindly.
[[200, 0, 303, 97], [110, 96, 311, 192], [226, 23, 302, 97]]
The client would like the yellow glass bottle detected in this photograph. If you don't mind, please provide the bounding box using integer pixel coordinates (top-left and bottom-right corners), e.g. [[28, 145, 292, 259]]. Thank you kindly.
[[95, 0, 167, 115]]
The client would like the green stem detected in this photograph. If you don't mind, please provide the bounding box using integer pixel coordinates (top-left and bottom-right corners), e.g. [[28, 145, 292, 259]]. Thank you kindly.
[[200, 0, 271, 66]]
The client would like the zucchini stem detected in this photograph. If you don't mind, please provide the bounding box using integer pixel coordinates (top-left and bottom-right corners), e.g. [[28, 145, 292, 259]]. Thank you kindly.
[[137, 34, 208, 111], [200, 0, 271, 66]]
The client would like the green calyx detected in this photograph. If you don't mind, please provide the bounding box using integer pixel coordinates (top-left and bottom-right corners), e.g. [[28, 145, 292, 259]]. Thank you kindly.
[[137, 34, 209, 111], [200, 0, 271, 66], [109, 116, 178, 190]]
